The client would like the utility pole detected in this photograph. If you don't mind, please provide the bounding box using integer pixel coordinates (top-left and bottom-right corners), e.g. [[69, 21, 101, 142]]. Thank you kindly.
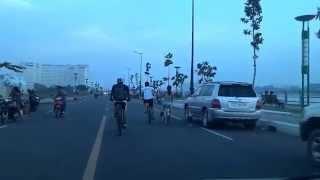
[[190, 0, 195, 95]]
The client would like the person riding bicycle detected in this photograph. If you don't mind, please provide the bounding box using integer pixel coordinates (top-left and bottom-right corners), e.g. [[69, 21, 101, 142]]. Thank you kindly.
[[143, 81, 154, 118], [110, 78, 130, 128]]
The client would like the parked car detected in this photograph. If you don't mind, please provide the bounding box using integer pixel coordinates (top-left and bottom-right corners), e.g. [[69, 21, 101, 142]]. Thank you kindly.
[[299, 104, 320, 166], [184, 81, 261, 129]]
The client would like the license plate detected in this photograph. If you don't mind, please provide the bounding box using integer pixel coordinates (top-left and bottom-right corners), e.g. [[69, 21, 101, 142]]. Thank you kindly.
[[230, 102, 246, 108]]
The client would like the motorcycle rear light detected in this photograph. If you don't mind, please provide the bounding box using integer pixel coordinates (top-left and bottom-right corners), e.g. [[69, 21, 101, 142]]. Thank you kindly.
[[211, 99, 221, 109]]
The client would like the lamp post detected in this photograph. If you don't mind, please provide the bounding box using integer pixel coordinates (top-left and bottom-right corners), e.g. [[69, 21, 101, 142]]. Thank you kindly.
[[73, 73, 78, 93], [295, 14, 316, 108], [190, 0, 195, 95], [134, 51, 143, 98]]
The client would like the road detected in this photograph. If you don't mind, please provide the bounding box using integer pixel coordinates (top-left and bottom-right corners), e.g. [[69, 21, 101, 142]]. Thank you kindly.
[[0, 96, 319, 180]]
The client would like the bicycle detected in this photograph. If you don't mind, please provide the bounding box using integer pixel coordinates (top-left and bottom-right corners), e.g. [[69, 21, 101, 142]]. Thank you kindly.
[[161, 103, 171, 126], [114, 100, 126, 136], [145, 102, 153, 125]]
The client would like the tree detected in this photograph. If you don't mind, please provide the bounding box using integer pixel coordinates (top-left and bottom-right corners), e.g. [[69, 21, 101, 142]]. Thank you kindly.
[[164, 53, 173, 86], [241, 0, 263, 87], [172, 73, 188, 96], [0, 62, 25, 73], [197, 61, 217, 84]]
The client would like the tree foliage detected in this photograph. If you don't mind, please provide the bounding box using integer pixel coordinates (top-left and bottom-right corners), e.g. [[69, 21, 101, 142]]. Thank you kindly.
[[164, 53, 173, 67], [0, 62, 25, 73], [197, 61, 217, 84], [172, 73, 188, 88]]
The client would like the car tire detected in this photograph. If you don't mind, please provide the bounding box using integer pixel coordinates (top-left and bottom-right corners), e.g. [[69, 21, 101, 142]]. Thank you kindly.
[[244, 121, 256, 130], [307, 129, 320, 167], [202, 110, 209, 128]]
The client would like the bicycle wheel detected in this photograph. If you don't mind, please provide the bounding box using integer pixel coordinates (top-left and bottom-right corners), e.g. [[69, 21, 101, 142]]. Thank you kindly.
[[147, 107, 151, 125], [116, 105, 122, 136]]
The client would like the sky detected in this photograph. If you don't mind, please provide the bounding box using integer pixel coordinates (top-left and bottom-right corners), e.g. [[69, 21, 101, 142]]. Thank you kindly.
[[0, 0, 319, 88]]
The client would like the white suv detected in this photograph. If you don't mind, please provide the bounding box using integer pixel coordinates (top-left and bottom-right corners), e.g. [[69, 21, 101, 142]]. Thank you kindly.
[[300, 104, 320, 166], [184, 81, 261, 129]]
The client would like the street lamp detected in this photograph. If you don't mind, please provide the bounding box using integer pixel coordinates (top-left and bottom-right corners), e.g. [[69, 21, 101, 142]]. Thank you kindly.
[[295, 14, 316, 107], [190, 0, 195, 95], [73, 73, 78, 93], [134, 50, 143, 98]]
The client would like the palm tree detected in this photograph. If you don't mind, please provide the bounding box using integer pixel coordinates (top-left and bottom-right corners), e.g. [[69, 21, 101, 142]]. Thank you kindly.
[[0, 62, 25, 73], [197, 61, 217, 84], [241, 0, 263, 87], [164, 53, 173, 86]]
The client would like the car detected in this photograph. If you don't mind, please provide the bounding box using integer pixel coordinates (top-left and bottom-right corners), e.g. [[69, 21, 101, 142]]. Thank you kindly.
[[184, 81, 261, 129], [299, 104, 320, 167]]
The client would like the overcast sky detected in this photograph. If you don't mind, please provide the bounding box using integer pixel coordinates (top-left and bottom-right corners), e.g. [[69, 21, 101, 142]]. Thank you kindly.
[[0, 0, 319, 88]]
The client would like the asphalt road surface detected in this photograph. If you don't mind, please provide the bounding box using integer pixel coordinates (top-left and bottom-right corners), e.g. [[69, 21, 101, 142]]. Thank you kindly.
[[0, 96, 319, 180]]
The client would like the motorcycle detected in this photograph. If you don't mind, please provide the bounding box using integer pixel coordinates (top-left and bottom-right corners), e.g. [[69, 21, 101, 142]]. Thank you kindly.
[[53, 97, 64, 119], [29, 94, 40, 112], [0, 98, 9, 125]]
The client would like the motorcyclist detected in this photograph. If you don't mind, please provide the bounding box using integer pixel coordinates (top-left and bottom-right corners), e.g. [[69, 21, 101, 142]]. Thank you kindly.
[[110, 78, 130, 128], [55, 86, 66, 114], [9, 86, 23, 119]]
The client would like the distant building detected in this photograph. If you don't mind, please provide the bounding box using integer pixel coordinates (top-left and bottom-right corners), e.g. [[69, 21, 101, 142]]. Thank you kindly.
[[19, 62, 89, 88]]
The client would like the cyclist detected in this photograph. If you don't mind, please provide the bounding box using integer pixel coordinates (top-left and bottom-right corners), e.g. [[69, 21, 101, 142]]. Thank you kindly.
[[110, 78, 130, 128], [143, 81, 154, 118]]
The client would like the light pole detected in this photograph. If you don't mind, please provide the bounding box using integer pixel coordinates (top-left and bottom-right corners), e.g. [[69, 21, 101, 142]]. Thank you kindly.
[[134, 50, 143, 98], [127, 68, 131, 89], [190, 0, 195, 95], [73, 73, 78, 93], [295, 14, 316, 108]]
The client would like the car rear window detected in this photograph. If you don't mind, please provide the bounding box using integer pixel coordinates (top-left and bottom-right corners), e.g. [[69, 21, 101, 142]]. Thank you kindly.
[[218, 84, 256, 97], [199, 85, 215, 96]]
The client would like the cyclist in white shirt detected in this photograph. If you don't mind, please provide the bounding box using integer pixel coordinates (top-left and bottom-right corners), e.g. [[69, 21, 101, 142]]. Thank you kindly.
[[143, 82, 154, 115]]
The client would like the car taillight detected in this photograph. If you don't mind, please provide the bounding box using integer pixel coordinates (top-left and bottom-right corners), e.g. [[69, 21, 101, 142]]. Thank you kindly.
[[211, 99, 221, 109], [256, 100, 262, 110]]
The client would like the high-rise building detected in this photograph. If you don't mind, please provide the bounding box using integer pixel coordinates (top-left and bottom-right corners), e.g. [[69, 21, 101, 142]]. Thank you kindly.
[[19, 62, 89, 88]]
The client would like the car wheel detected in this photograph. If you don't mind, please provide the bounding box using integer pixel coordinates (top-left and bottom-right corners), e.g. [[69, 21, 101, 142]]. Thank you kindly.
[[307, 129, 320, 167], [202, 110, 209, 128], [244, 121, 256, 130]]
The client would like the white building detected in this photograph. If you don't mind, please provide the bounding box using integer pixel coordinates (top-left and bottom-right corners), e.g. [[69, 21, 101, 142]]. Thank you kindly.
[[19, 62, 89, 88]]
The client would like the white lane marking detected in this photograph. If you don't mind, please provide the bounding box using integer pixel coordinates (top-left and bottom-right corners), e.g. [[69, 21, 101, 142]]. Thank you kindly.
[[201, 128, 234, 141], [82, 115, 107, 180], [0, 125, 8, 129], [261, 110, 292, 116], [260, 119, 299, 128]]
